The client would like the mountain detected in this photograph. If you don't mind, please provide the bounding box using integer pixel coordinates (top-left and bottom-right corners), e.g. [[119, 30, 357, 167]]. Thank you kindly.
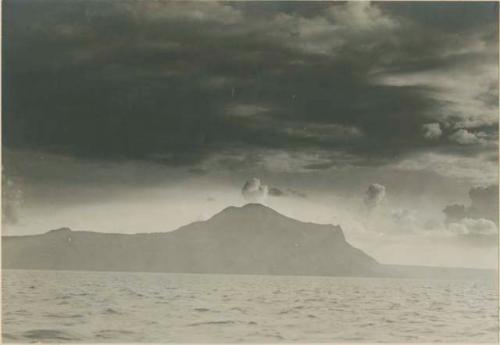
[[2, 204, 495, 280], [3, 204, 377, 275]]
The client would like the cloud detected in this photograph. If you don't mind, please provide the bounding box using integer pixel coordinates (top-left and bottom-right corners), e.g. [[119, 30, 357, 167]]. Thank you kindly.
[[387, 208, 423, 235], [443, 184, 499, 225], [259, 150, 338, 174], [283, 123, 363, 142], [443, 204, 467, 224], [391, 208, 417, 225], [241, 178, 268, 203], [364, 183, 386, 210], [268, 187, 285, 197], [328, 1, 397, 32], [2, 1, 497, 183], [422, 123, 442, 139], [225, 104, 270, 118], [373, 25, 498, 133], [469, 185, 497, 205], [287, 188, 308, 199], [449, 129, 487, 145], [448, 218, 498, 236], [242, 178, 307, 203], [468, 185, 499, 223], [395, 152, 498, 185], [268, 186, 307, 199], [128, 1, 243, 25], [2, 176, 23, 225]]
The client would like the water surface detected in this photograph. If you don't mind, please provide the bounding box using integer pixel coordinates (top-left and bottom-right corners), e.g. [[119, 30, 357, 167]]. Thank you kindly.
[[2, 270, 498, 342]]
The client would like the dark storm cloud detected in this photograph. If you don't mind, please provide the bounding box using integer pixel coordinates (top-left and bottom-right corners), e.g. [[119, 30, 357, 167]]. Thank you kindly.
[[2, 1, 498, 172], [0, 148, 195, 208]]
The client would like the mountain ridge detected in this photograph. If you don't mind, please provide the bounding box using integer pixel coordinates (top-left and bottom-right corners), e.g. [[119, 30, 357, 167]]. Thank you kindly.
[[2, 204, 494, 280]]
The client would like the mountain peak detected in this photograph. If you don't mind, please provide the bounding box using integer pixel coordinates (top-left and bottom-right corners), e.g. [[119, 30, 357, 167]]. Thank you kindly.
[[46, 227, 72, 234], [208, 203, 345, 240], [214, 203, 284, 219], [241, 202, 268, 208]]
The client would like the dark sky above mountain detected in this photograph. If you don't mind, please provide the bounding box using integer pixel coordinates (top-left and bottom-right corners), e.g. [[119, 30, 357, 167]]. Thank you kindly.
[[2, 1, 498, 268], [3, 1, 498, 162]]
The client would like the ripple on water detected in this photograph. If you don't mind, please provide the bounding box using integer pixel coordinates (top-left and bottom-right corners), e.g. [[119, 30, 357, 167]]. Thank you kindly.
[[95, 329, 136, 339], [44, 312, 84, 319], [230, 307, 246, 313], [103, 307, 122, 315], [188, 320, 236, 327], [22, 329, 79, 342], [193, 307, 212, 312]]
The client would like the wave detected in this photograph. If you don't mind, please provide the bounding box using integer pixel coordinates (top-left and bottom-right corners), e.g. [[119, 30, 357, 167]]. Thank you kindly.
[[188, 320, 236, 326], [44, 313, 84, 319]]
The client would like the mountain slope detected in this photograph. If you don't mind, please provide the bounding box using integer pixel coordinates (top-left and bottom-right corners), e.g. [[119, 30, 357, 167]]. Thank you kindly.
[[2, 204, 378, 276]]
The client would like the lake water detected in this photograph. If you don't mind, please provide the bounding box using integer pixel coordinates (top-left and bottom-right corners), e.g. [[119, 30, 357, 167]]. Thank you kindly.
[[2, 269, 498, 343]]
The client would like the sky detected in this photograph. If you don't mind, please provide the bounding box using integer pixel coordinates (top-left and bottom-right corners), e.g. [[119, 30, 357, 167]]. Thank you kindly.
[[2, 1, 499, 268]]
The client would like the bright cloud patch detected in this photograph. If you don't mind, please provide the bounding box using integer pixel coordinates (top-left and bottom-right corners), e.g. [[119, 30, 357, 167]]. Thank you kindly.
[[241, 178, 269, 204], [422, 123, 442, 139]]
